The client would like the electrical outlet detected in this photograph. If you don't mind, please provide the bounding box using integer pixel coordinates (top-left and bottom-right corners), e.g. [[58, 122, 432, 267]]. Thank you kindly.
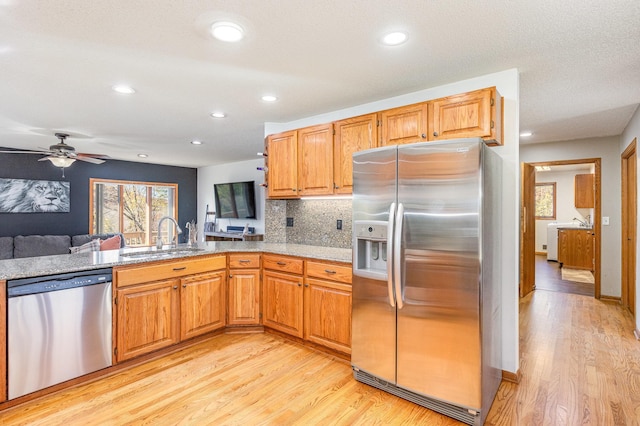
[[286, 217, 294, 227], [542, 244, 547, 250], [337, 219, 342, 230]]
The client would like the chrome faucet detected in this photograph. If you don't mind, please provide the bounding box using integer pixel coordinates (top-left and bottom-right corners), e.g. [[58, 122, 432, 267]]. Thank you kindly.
[[572, 217, 589, 227], [157, 216, 183, 248]]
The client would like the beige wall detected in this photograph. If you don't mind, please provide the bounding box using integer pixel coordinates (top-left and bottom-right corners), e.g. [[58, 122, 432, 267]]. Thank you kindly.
[[520, 136, 621, 297], [621, 105, 640, 333]]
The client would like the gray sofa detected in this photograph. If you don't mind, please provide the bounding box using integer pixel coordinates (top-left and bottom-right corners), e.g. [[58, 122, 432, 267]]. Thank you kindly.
[[0, 233, 126, 259]]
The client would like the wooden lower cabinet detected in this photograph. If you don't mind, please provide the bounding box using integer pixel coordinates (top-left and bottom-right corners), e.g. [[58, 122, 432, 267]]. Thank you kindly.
[[558, 228, 594, 270], [228, 253, 262, 326], [262, 269, 304, 338], [304, 278, 352, 354], [116, 279, 180, 362], [114, 256, 227, 363], [180, 271, 226, 340]]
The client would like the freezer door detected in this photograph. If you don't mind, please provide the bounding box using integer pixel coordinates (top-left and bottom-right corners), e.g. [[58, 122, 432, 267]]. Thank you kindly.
[[396, 140, 483, 409], [351, 145, 397, 384]]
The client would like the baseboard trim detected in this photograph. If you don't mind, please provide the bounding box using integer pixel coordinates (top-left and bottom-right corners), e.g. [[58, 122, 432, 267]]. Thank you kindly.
[[502, 369, 521, 384], [599, 295, 622, 303]]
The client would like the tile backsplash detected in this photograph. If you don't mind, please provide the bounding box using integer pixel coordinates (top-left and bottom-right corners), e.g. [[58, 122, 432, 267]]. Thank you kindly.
[[264, 198, 352, 249]]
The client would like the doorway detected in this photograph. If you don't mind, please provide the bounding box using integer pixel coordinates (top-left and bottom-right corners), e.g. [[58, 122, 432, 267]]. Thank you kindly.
[[520, 158, 601, 299], [621, 138, 637, 317]]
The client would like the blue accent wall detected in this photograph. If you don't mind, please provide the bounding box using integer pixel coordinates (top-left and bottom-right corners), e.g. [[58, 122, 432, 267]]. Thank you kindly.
[[0, 150, 197, 240]]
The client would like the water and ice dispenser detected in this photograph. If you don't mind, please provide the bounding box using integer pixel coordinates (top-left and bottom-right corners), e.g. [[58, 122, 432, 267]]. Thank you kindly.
[[353, 220, 390, 280]]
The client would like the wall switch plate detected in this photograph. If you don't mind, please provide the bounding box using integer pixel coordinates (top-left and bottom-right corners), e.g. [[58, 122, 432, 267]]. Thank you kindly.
[[286, 217, 294, 227], [337, 219, 342, 230], [602, 216, 610, 225]]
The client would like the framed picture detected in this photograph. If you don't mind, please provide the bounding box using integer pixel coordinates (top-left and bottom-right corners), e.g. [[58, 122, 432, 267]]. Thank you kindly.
[[0, 178, 70, 213]]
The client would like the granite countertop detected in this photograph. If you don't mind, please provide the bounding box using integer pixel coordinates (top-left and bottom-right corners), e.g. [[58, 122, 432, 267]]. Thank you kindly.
[[0, 242, 353, 281]]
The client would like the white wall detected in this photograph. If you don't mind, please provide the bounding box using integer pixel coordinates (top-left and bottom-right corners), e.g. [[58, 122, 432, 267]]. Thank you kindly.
[[197, 158, 267, 236], [521, 136, 621, 297], [621, 105, 640, 334], [535, 169, 594, 252], [266, 69, 522, 374]]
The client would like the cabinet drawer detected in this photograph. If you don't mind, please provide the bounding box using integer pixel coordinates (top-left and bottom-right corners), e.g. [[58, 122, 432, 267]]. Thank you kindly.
[[229, 253, 261, 269], [263, 254, 303, 274], [306, 261, 352, 284], [115, 255, 226, 287]]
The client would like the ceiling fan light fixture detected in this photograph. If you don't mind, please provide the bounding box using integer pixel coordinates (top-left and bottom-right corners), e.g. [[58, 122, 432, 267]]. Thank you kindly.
[[48, 157, 76, 168], [112, 85, 136, 94]]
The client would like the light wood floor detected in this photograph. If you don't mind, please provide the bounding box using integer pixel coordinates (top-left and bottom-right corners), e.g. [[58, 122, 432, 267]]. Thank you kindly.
[[2, 287, 639, 424], [534, 254, 594, 296]]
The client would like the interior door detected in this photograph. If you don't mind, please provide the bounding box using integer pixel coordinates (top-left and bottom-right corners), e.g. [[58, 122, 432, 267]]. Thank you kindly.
[[520, 162, 536, 297], [622, 139, 637, 316]]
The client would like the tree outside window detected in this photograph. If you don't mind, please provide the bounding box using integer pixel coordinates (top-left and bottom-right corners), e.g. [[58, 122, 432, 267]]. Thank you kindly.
[[535, 182, 556, 220], [90, 179, 177, 246]]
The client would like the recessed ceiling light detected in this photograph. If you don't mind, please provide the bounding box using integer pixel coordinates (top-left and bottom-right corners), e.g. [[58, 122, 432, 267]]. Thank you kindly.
[[382, 32, 407, 46], [520, 131, 533, 137], [261, 95, 277, 102], [137, 153, 148, 158], [210, 21, 244, 42], [112, 85, 136, 94], [191, 140, 203, 145], [210, 112, 226, 118]]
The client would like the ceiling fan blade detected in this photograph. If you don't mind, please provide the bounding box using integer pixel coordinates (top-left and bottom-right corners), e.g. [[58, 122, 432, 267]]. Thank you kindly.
[[0, 150, 48, 154], [76, 156, 105, 164], [38, 156, 52, 161], [77, 153, 110, 159]]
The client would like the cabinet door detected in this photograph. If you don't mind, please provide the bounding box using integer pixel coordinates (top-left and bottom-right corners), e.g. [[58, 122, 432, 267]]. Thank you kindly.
[[116, 279, 180, 362], [558, 230, 569, 265], [575, 174, 594, 208], [298, 123, 334, 196], [573, 230, 595, 270], [262, 270, 303, 337], [180, 272, 226, 341], [430, 87, 501, 144], [228, 269, 261, 325], [267, 130, 298, 198], [304, 278, 352, 354], [380, 103, 429, 146], [334, 113, 378, 194]]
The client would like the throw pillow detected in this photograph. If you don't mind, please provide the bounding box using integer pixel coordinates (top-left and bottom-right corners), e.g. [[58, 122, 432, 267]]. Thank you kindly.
[[70, 239, 101, 254], [100, 234, 122, 251]]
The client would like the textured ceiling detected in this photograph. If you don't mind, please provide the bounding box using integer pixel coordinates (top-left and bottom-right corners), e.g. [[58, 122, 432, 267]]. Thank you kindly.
[[0, 0, 639, 168]]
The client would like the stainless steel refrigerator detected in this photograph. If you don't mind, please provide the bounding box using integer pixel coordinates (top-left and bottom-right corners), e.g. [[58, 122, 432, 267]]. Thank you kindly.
[[351, 138, 502, 426]]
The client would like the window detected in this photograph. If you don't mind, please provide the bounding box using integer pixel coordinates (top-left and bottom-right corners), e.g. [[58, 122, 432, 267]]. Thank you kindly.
[[535, 182, 556, 219], [90, 179, 178, 247]]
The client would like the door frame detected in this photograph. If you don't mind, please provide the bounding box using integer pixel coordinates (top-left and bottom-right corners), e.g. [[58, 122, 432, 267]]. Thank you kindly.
[[521, 158, 602, 298], [621, 138, 637, 317]]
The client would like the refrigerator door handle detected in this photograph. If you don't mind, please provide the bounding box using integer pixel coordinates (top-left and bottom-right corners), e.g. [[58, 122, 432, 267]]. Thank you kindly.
[[387, 202, 396, 307], [394, 202, 404, 309]]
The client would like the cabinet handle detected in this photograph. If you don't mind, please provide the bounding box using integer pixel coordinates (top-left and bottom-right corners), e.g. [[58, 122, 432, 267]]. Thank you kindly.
[[182, 284, 186, 288], [324, 269, 336, 274], [421, 133, 426, 139], [304, 283, 309, 288], [239, 259, 251, 263], [173, 267, 187, 271], [277, 261, 287, 266], [297, 282, 302, 287], [433, 131, 439, 137], [173, 285, 178, 290], [229, 274, 233, 278]]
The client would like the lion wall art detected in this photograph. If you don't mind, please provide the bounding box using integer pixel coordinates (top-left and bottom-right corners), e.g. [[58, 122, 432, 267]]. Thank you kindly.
[[0, 178, 70, 213]]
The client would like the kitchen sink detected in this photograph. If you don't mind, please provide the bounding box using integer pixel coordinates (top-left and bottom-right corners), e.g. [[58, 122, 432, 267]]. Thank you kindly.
[[120, 247, 205, 260]]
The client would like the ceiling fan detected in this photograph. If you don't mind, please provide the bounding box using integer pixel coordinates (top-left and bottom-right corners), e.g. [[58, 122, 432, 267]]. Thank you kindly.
[[0, 132, 108, 171]]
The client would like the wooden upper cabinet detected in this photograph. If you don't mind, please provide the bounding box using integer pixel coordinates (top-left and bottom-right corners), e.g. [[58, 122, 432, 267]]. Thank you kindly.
[[334, 113, 378, 194], [298, 123, 334, 196], [267, 130, 298, 198], [575, 174, 594, 208], [429, 87, 502, 145], [380, 103, 429, 146]]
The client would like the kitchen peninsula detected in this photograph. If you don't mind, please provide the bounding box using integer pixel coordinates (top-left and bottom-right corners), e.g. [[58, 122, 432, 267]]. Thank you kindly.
[[0, 241, 351, 407]]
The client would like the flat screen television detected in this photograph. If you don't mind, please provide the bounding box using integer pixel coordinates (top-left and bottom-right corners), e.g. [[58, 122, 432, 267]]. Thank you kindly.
[[214, 180, 257, 219]]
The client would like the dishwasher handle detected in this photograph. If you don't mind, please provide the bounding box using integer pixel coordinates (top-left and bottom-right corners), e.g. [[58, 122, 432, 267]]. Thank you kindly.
[[8, 271, 112, 297]]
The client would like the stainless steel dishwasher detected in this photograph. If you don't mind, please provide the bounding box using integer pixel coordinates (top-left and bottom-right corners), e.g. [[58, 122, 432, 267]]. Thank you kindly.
[[7, 268, 113, 399]]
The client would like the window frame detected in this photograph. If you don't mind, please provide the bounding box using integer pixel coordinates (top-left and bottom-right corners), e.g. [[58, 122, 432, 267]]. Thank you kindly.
[[534, 181, 556, 220], [89, 178, 179, 246]]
